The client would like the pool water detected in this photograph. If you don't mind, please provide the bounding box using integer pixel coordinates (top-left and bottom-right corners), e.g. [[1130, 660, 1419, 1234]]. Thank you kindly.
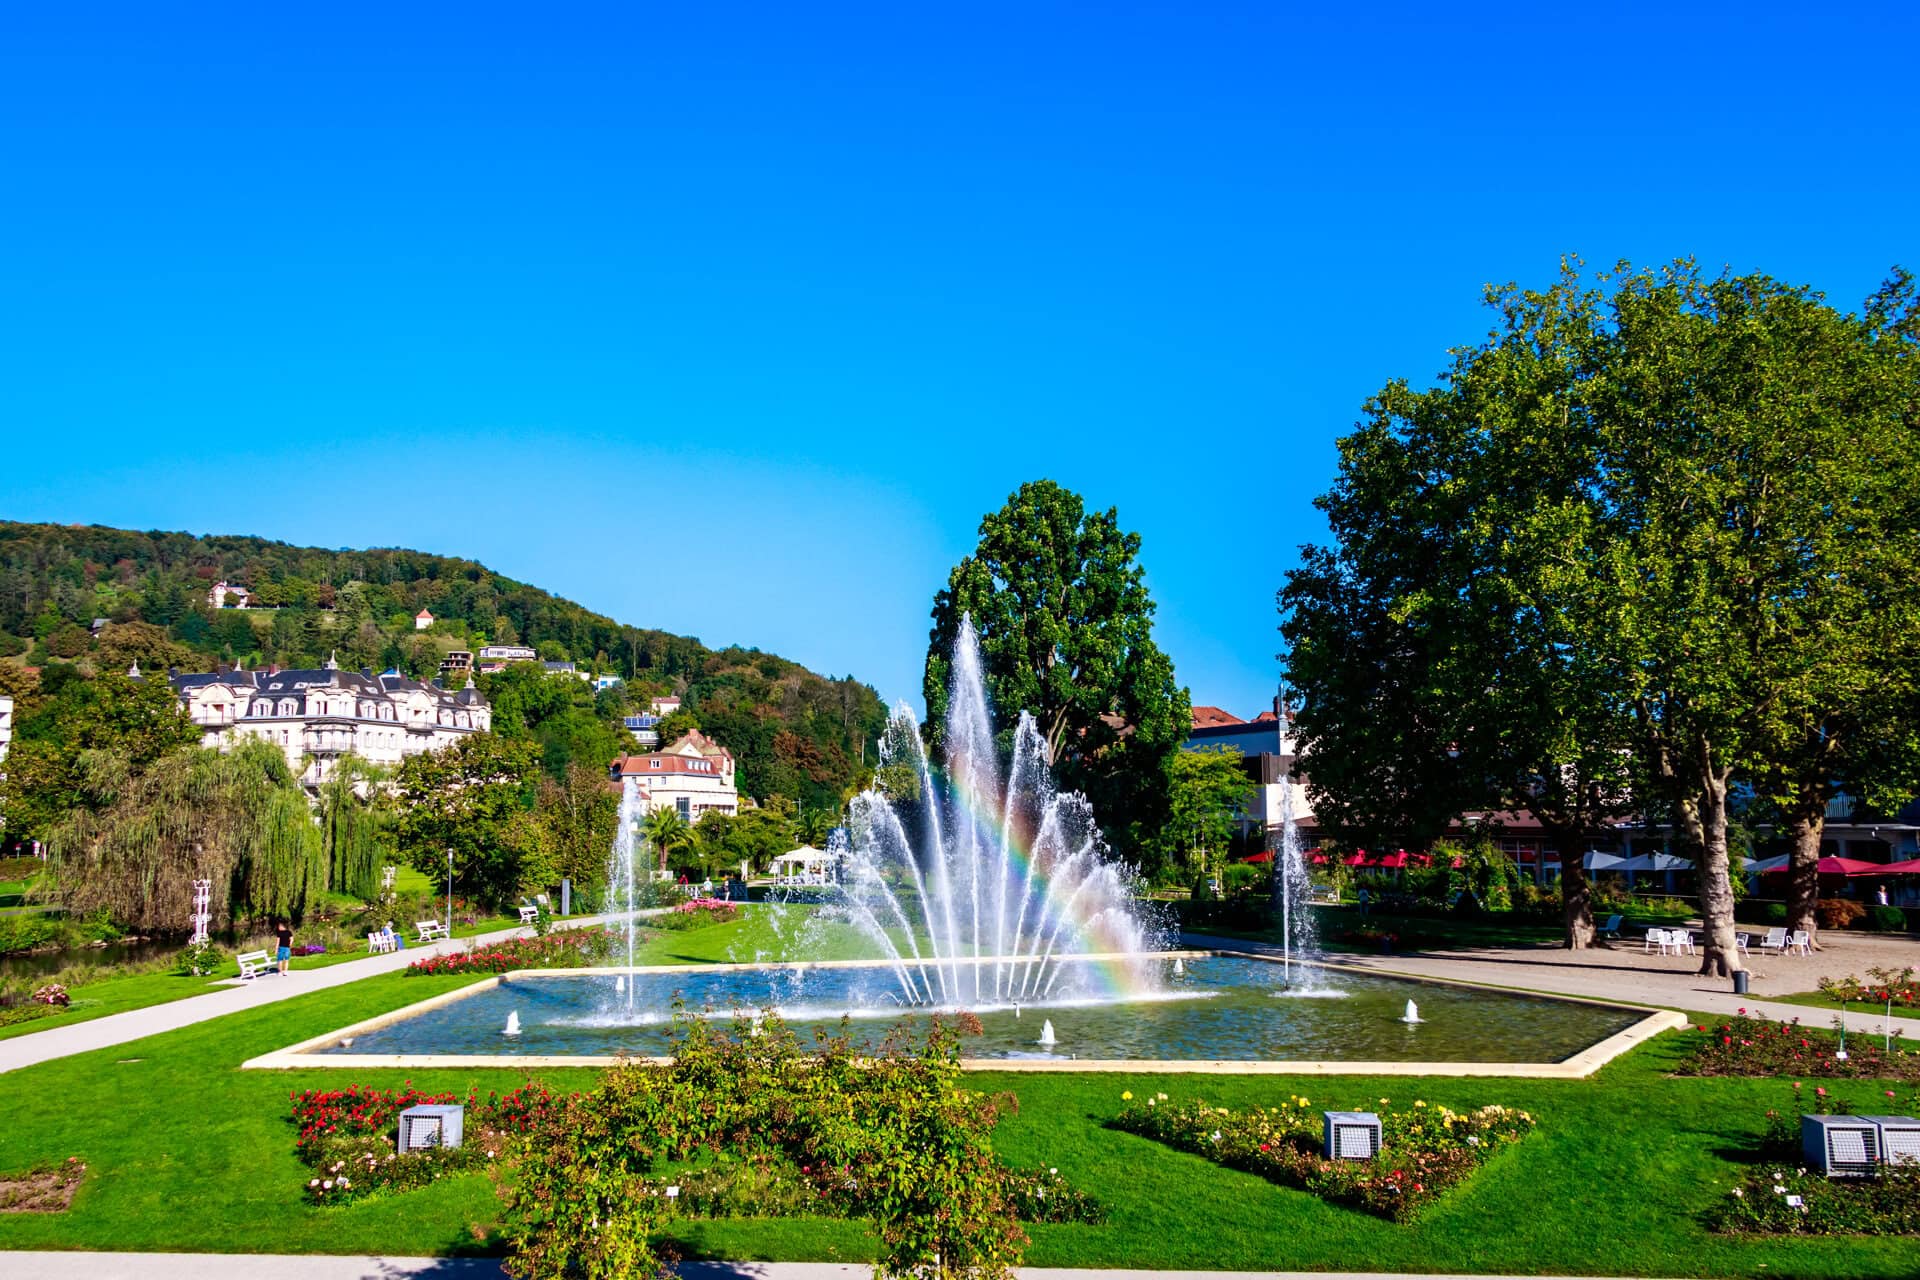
[[322, 955, 1641, 1063]]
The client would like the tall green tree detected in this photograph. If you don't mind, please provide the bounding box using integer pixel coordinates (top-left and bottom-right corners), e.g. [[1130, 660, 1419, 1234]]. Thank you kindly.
[[536, 761, 620, 897], [392, 732, 543, 906], [0, 669, 201, 840], [925, 480, 1190, 864], [1284, 260, 1920, 973], [642, 808, 692, 875], [1164, 746, 1254, 878], [319, 756, 395, 901]]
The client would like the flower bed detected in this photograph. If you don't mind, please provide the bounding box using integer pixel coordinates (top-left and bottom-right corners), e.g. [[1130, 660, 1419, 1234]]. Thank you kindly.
[[1819, 966, 1920, 1011], [293, 1012, 1099, 1279], [1711, 1084, 1920, 1234], [291, 1081, 560, 1203], [1113, 1091, 1534, 1221], [1679, 1012, 1917, 1082], [404, 929, 610, 976], [648, 900, 742, 931]]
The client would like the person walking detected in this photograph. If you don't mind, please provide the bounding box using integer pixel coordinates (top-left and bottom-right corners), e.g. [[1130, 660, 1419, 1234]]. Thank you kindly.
[[274, 917, 294, 975]]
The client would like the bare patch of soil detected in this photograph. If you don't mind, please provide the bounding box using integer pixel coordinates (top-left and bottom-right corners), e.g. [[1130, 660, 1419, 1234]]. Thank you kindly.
[[0, 1158, 86, 1212]]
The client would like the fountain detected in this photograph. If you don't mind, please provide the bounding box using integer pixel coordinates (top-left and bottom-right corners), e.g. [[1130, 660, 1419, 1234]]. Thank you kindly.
[[604, 775, 650, 1011], [1401, 1000, 1421, 1024], [834, 614, 1163, 1008], [503, 1010, 521, 1036], [1037, 1019, 1057, 1047], [1268, 753, 1320, 985]]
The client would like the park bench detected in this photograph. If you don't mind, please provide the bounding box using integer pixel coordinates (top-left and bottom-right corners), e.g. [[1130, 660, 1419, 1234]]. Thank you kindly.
[[236, 950, 277, 980], [518, 903, 539, 925], [1307, 886, 1340, 905], [415, 919, 449, 942]]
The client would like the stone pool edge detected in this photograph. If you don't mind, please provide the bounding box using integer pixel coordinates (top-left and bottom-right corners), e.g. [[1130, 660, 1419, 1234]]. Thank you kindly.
[[239, 949, 1688, 1077]]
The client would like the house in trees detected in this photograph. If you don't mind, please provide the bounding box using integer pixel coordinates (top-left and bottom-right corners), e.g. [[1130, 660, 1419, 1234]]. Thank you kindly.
[[1182, 700, 1317, 848], [207, 580, 252, 610], [170, 655, 490, 786], [414, 609, 434, 630], [609, 730, 739, 821]]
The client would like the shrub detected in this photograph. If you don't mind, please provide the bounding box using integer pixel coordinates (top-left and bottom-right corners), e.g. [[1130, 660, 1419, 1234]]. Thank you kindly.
[[1868, 905, 1910, 934], [1819, 967, 1919, 1010], [175, 943, 225, 976], [31, 984, 70, 1007], [1818, 898, 1867, 930], [1113, 1091, 1534, 1222]]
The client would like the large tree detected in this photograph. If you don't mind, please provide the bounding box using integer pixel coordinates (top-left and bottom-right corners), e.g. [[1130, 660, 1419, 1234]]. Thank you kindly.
[[1284, 261, 1920, 973], [392, 732, 543, 906], [924, 480, 1190, 863], [1164, 746, 1254, 879]]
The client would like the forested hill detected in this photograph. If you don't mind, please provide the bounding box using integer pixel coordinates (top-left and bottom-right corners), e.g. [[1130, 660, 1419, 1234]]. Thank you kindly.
[[0, 521, 888, 806]]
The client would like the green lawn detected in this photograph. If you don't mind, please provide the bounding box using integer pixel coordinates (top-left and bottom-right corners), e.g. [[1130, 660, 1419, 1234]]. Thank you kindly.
[[1, 914, 524, 1044], [0, 911, 1914, 1274]]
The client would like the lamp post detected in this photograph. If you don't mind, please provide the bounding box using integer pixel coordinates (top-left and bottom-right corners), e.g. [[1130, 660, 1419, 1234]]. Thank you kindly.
[[445, 847, 454, 940]]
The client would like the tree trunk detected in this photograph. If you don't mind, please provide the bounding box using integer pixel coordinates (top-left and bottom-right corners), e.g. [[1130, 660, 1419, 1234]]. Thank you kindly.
[[1696, 769, 1745, 977], [1557, 830, 1596, 948], [1785, 809, 1824, 947]]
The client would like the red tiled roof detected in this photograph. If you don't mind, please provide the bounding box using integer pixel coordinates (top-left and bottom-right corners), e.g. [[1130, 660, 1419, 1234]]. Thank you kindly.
[[1190, 705, 1245, 729], [613, 752, 729, 779]]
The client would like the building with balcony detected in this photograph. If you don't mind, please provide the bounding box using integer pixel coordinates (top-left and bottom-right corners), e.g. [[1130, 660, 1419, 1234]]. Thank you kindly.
[[609, 730, 738, 821], [170, 655, 489, 786]]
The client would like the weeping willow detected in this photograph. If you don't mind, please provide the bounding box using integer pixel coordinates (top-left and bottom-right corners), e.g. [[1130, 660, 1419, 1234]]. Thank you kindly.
[[48, 740, 324, 931], [320, 756, 394, 902]]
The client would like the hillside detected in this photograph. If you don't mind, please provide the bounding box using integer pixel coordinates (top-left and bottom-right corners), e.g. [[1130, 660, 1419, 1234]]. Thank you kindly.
[[0, 521, 888, 807]]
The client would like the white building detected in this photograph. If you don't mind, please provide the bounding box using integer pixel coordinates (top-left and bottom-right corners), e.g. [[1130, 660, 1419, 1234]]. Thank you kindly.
[[0, 694, 12, 765], [1182, 700, 1316, 844], [414, 609, 434, 631], [650, 695, 682, 717], [171, 656, 490, 786], [208, 580, 252, 610], [610, 730, 738, 821]]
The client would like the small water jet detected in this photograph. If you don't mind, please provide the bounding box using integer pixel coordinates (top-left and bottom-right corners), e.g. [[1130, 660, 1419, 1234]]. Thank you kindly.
[[1172, 957, 1185, 976], [603, 776, 651, 1012], [1400, 1000, 1421, 1024], [1038, 1019, 1057, 1047], [503, 1010, 522, 1036]]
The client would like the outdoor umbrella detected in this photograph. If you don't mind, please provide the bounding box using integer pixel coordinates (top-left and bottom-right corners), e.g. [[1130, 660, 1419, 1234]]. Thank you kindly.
[[1745, 854, 1790, 874], [1614, 852, 1692, 872], [1239, 851, 1274, 864], [1754, 856, 1883, 875], [1583, 850, 1629, 871]]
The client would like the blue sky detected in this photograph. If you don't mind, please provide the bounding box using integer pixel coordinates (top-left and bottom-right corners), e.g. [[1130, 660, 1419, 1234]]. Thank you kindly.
[[4, 4, 1914, 716]]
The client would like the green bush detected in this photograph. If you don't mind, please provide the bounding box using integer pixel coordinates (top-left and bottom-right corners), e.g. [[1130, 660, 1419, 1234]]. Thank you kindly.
[[1869, 905, 1910, 933], [0, 913, 62, 954]]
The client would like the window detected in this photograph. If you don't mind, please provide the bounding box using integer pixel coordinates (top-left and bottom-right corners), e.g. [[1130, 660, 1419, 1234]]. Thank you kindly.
[[651, 759, 661, 769]]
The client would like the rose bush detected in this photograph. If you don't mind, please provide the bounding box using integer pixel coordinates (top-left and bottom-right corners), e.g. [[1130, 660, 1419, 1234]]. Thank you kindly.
[[1113, 1092, 1534, 1222], [404, 929, 612, 976], [1680, 1012, 1916, 1082]]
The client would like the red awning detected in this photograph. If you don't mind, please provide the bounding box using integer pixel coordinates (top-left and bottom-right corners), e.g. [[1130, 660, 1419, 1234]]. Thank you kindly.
[[1240, 851, 1274, 864], [1851, 857, 1920, 875]]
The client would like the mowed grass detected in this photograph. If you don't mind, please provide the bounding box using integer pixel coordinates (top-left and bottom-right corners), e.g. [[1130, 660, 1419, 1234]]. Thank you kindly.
[[0, 910, 1913, 1274]]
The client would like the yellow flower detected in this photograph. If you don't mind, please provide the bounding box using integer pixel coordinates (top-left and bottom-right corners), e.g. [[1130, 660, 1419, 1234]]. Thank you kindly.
[[1298, 1097, 1309, 1107], [1414, 1100, 1426, 1108], [1122, 1091, 1133, 1101]]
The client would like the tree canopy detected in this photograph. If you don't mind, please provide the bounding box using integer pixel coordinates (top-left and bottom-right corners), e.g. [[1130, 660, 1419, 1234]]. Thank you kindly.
[[1283, 260, 1920, 968], [925, 480, 1190, 864]]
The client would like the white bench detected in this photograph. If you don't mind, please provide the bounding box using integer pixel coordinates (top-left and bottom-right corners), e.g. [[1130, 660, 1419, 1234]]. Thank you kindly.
[[236, 950, 277, 980], [416, 919, 449, 942], [367, 931, 398, 954], [518, 904, 538, 925]]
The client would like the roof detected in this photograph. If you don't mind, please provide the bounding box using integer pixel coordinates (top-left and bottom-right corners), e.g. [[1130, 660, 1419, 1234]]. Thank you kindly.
[[1190, 705, 1244, 729], [611, 752, 733, 779], [415, 609, 434, 618]]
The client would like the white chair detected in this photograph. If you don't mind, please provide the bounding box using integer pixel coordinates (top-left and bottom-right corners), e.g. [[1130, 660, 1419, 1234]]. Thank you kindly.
[[1668, 929, 1696, 955], [367, 931, 397, 954], [1758, 926, 1789, 954], [1643, 928, 1670, 954], [1787, 929, 1812, 956]]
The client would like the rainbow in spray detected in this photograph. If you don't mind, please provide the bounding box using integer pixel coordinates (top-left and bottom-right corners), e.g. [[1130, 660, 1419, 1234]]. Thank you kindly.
[[837, 614, 1166, 1007]]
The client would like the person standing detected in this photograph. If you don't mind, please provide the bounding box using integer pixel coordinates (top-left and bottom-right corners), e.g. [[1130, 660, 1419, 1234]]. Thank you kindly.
[[274, 917, 294, 975], [1877, 883, 1891, 908]]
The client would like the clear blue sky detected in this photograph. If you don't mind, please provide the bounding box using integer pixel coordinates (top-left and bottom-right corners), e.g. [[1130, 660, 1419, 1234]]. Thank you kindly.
[[4, 4, 1914, 716]]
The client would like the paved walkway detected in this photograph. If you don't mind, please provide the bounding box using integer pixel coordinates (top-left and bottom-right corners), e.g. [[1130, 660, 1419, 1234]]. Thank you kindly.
[[0, 1255, 1666, 1280], [0, 914, 630, 1076], [1185, 928, 1920, 1040]]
